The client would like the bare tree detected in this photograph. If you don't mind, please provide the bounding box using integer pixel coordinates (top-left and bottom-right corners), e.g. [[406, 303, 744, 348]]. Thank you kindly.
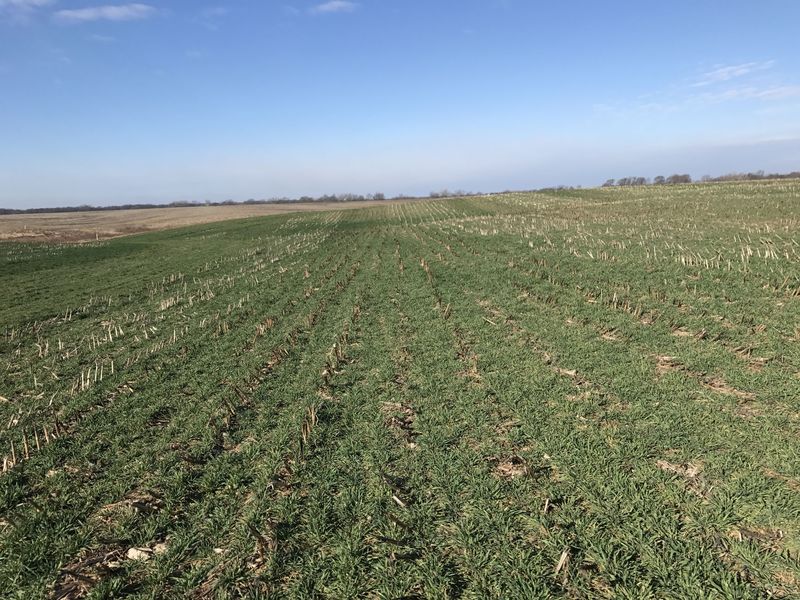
[[666, 174, 692, 184]]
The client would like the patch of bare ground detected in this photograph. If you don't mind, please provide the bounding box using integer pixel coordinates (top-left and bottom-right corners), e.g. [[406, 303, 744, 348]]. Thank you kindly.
[[728, 526, 784, 549], [763, 468, 800, 492], [651, 355, 756, 403], [93, 489, 163, 523], [639, 312, 656, 325], [50, 547, 126, 599], [731, 402, 763, 420], [49, 542, 165, 600], [746, 357, 770, 373], [671, 326, 694, 338], [599, 328, 622, 342], [554, 366, 580, 380], [773, 570, 800, 598], [489, 454, 528, 479], [701, 377, 755, 400], [380, 401, 418, 448], [654, 355, 683, 377], [656, 459, 712, 498], [0, 199, 424, 243]]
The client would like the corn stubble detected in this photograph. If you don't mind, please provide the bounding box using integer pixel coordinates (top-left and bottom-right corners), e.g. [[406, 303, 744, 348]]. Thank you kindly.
[[2, 180, 800, 598]]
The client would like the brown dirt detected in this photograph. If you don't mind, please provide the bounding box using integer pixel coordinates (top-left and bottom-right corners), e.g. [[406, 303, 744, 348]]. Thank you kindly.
[[773, 570, 800, 597], [655, 355, 683, 377], [0, 199, 419, 243], [50, 546, 126, 599], [671, 327, 694, 337], [763, 468, 800, 491], [656, 459, 711, 498], [491, 455, 528, 479], [381, 401, 418, 448], [600, 328, 622, 341], [729, 526, 783, 547], [656, 459, 702, 479], [701, 377, 755, 400]]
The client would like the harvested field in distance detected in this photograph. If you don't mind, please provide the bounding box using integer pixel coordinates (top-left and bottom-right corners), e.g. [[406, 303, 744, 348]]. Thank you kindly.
[[3, 180, 800, 597], [0, 199, 416, 243]]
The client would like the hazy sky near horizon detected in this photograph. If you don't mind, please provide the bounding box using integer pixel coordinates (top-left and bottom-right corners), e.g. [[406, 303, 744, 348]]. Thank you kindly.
[[2, 0, 800, 208]]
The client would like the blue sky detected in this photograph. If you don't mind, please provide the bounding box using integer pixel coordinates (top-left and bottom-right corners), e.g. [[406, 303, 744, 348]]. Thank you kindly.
[[1, 0, 800, 208]]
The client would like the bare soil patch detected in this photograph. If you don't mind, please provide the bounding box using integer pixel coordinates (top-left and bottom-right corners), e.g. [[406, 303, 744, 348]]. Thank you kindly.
[[0, 200, 417, 243]]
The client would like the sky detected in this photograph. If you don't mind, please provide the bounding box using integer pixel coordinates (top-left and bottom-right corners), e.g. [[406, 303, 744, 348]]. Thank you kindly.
[[1, 0, 800, 208]]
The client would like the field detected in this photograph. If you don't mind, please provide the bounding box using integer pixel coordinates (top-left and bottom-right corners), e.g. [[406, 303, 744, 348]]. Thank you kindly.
[[2, 180, 800, 598], [0, 200, 406, 244]]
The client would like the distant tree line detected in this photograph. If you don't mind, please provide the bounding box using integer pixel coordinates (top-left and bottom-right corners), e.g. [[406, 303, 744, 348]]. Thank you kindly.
[[1, 190, 492, 215], [603, 174, 692, 187], [0, 193, 393, 215], [428, 189, 482, 198], [698, 169, 800, 182], [3, 169, 799, 215], [290, 192, 387, 203], [601, 169, 800, 188]]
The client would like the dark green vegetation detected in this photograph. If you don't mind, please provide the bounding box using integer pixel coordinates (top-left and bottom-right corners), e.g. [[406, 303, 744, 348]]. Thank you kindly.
[[3, 180, 800, 598]]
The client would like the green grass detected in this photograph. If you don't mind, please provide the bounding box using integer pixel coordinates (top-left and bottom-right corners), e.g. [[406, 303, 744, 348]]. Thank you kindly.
[[2, 180, 800, 598]]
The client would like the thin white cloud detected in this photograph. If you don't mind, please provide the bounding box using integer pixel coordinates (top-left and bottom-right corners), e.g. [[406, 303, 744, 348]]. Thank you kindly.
[[54, 3, 155, 23], [596, 60, 798, 116], [87, 33, 115, 42], [309, 1, 357, 15], [692, 61, 774, 87], [627, 83, 800, 114], [200, 6, 227, 19], [0, 0, 53, 7], [0, 0, 54, 22], [696, 85, 800, 103], [195, 6, 228, 30], [755, 85, 800, 100]]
